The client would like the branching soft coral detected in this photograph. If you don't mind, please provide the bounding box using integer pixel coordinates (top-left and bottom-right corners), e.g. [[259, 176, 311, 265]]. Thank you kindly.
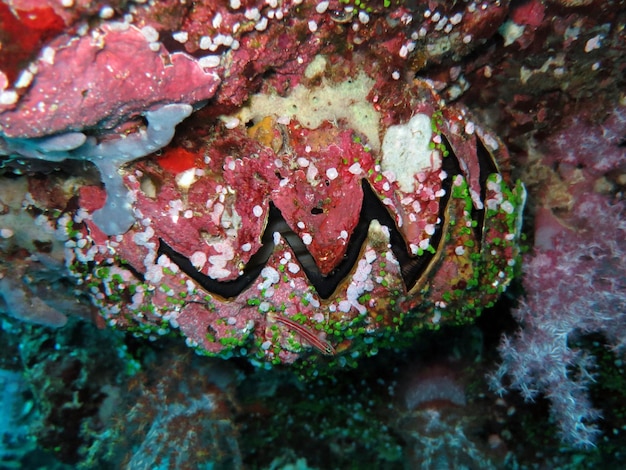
[[491, 104, 626, 448], [492, 195, 625, 447], [544, 106, 626, 177]]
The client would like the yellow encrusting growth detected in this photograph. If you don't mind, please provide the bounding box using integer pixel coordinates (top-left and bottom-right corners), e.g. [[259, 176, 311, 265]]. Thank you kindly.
[[234, 56, 381, 150]]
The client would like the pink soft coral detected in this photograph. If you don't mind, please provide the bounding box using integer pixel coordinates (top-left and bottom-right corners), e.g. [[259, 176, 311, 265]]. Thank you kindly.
[[491, 104, 626, 448], [492, 194, 625, 447]]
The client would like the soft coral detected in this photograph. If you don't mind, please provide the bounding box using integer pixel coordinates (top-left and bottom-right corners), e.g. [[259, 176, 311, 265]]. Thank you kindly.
[[491, 104, 626, 447]]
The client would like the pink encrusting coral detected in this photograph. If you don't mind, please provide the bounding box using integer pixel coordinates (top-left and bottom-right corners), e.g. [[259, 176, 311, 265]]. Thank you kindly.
[[0, 23, 220, 137]]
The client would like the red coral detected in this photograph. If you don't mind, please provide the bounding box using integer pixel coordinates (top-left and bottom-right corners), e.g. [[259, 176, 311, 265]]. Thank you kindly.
[[0, 4, 64, 84]]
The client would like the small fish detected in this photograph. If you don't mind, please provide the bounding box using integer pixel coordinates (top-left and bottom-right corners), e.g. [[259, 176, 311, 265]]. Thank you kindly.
[[275, 315, 336, 356]]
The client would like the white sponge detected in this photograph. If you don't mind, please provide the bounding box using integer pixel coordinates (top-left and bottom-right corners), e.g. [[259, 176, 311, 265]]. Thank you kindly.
[[381, 113, 440, 192]]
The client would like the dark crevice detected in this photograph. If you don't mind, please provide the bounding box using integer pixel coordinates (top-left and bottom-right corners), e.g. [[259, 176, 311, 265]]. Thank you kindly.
[[159, 145, 469, 300], [119, 259, 145, 283], [474, 136, 498, 245], [394, 149, 461, 287], [159, 226, 274, 300], [443, 133, 495, 247]]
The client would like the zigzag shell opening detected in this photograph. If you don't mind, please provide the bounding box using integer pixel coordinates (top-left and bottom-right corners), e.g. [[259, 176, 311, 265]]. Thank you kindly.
[[156, 130, 497, 302], [12, 73, 524, 364]]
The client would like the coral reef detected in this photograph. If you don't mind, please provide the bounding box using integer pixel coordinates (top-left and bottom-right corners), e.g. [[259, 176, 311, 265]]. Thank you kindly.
[[0, 0, 625, 466], [395, 363, 499, 469], [81, 353, 242, 469], [0, 368, 36, 467], [0, 1, 525, 366]]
